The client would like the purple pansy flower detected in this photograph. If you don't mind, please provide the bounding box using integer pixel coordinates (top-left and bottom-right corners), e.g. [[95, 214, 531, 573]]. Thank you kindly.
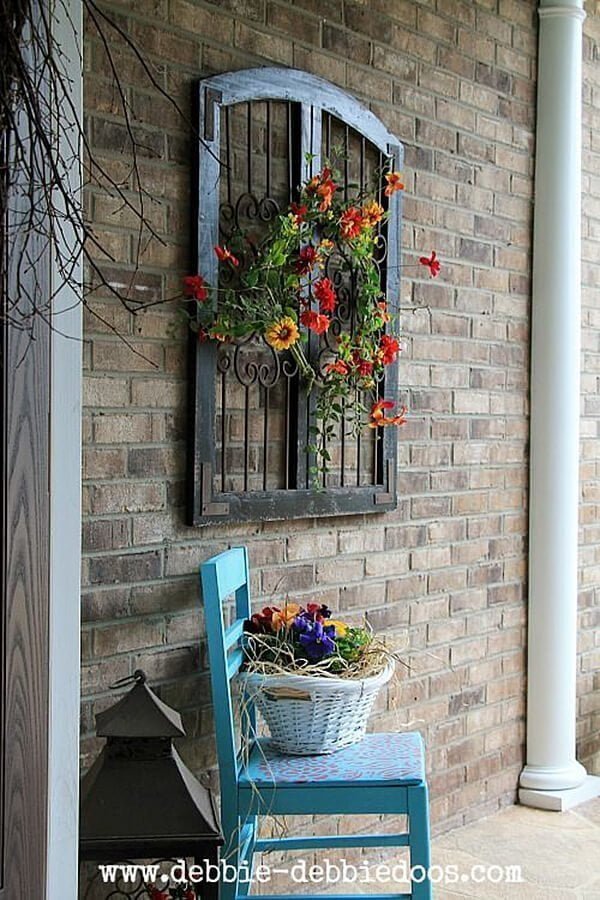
[[298, 620, 336, 661], [293, 614, 311, 634]]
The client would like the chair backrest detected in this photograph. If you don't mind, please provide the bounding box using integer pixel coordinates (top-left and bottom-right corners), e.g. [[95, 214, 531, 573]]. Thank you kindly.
[[200, 546, 252, 788]]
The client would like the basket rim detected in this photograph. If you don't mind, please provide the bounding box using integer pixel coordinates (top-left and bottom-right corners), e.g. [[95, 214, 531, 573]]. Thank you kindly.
[[237, 658, 395, 692]]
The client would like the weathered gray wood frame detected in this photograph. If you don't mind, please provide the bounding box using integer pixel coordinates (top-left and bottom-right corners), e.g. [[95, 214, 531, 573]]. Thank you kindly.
[[188, 68, 403, 525]]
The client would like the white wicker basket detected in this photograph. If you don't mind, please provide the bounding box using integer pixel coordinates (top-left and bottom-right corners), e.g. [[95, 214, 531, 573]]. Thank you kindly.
[[238, 661, 394, 755]]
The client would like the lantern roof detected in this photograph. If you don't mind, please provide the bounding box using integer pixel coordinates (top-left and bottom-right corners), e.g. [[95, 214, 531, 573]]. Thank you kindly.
[[80, 744, 222, 846], [95, 670, 185, 738]]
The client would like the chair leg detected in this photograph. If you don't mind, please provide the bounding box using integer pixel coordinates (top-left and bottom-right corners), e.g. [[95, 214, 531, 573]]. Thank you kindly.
[[220, 812, 242, 900], [237, 814, 257, 897], [408, 783, 432, 899], [220, 812, 257, 900]]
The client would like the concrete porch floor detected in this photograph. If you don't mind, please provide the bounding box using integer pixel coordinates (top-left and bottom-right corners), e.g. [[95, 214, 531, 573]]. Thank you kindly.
[[334, 798, 600, 898], [429, 798, 600, 898]]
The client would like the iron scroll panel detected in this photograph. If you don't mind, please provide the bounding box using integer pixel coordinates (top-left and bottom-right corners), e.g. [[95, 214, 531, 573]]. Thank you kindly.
[[189, 68, 403, 525]]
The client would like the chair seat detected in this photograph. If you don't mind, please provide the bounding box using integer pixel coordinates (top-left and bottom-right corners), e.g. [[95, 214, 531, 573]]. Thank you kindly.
[[240, 731, 425, 788]]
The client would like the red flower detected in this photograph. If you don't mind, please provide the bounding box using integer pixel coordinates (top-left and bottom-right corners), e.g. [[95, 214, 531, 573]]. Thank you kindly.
[[183, 890, 196, 900], [300, 309, 330, 335], [369, 400, 408, 428], [197, 327, 209, 343], [351, 350, 374, 377], [379, 334, 401, 365], [419, 250, 441, 277], [250, 606, 280, 633], [214, 245, 240, 267], [183, 274, 208, 302], [290, 202, 308, 226], [313, 277, 337, 313], [340, 206, 364, 240], [148, 888, 170, 900], [296, 244, 318, 275], [384, 171, 405, 197], [260, 606, 277, 621], [305, 602, 331, 622], [325, 359, 349, 376]]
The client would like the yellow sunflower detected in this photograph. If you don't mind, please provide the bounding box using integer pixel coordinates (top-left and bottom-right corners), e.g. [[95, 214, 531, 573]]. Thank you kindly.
[[265, 316, 300, 351]]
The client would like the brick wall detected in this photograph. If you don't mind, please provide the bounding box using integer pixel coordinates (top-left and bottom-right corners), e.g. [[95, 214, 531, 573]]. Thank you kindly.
[[81, 0, 596, 840], [579, 4, 600, 779]]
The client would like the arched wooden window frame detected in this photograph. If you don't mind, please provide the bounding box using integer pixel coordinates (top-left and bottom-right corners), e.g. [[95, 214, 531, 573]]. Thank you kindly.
[[188, 68, 404, 525]]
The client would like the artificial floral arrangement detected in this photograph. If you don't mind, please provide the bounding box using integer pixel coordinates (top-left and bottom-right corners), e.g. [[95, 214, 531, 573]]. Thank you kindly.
[[239, 599, 402, 755], [243, 600, 379, 675], [183, 157, 440, 480]]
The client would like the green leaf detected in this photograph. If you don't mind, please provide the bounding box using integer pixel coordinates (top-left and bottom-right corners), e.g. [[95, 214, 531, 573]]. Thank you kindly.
[[243, 269, 259, 288]]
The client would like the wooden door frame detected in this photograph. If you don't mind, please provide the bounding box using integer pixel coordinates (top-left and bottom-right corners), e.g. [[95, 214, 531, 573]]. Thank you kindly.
[[1, 0, 82, 895], [46, 1, 82, 897]]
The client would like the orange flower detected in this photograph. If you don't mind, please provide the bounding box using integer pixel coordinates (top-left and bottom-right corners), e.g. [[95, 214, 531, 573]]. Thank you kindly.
[[340, 206, 364, 240], [306, 166, 338, 212], [214, 245, 240, 266], [362, 200, 384, 228], [271, 602, 301, 631], [300, 309, 330, 335], [384, 171, 404, 197], [369, 399, 408, 428], [317, 182, 336, 211], [265, 316, 300, 351], [377, 301, 392, 324], [325, 359, 349, 376]]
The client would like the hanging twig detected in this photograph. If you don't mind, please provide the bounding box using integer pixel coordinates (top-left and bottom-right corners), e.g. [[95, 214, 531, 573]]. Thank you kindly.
[[1, 0, 223, 349]]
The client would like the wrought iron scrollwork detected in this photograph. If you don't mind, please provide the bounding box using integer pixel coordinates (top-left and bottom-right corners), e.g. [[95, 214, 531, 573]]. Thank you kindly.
[[219, 192, 280, 242], [80, 858, 200, 899]]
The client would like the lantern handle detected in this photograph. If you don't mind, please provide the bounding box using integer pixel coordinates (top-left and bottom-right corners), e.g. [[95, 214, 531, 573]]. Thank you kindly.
[[109, 669, 147, 689]]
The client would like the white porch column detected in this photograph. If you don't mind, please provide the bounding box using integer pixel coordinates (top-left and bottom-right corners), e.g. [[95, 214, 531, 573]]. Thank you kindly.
[[519, 0, 600, 810]]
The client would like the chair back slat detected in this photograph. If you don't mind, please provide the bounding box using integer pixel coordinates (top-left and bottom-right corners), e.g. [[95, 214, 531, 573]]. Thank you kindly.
[[200, 547, 252, 788], [227, 647, 245, 679], [208, 547, 249, 598], [224, 619, 245, 650]]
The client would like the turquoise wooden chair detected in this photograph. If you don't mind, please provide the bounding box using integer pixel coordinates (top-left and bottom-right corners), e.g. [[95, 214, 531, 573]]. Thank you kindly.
[[200, 547, 432, 900]]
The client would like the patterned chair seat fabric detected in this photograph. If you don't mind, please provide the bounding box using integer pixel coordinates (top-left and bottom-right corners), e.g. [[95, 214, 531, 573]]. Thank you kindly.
[[241, 732, 425, 787]]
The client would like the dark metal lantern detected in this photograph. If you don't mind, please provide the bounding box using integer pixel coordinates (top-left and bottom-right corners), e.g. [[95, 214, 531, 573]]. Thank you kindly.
[[80, 670, 222, 884]]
